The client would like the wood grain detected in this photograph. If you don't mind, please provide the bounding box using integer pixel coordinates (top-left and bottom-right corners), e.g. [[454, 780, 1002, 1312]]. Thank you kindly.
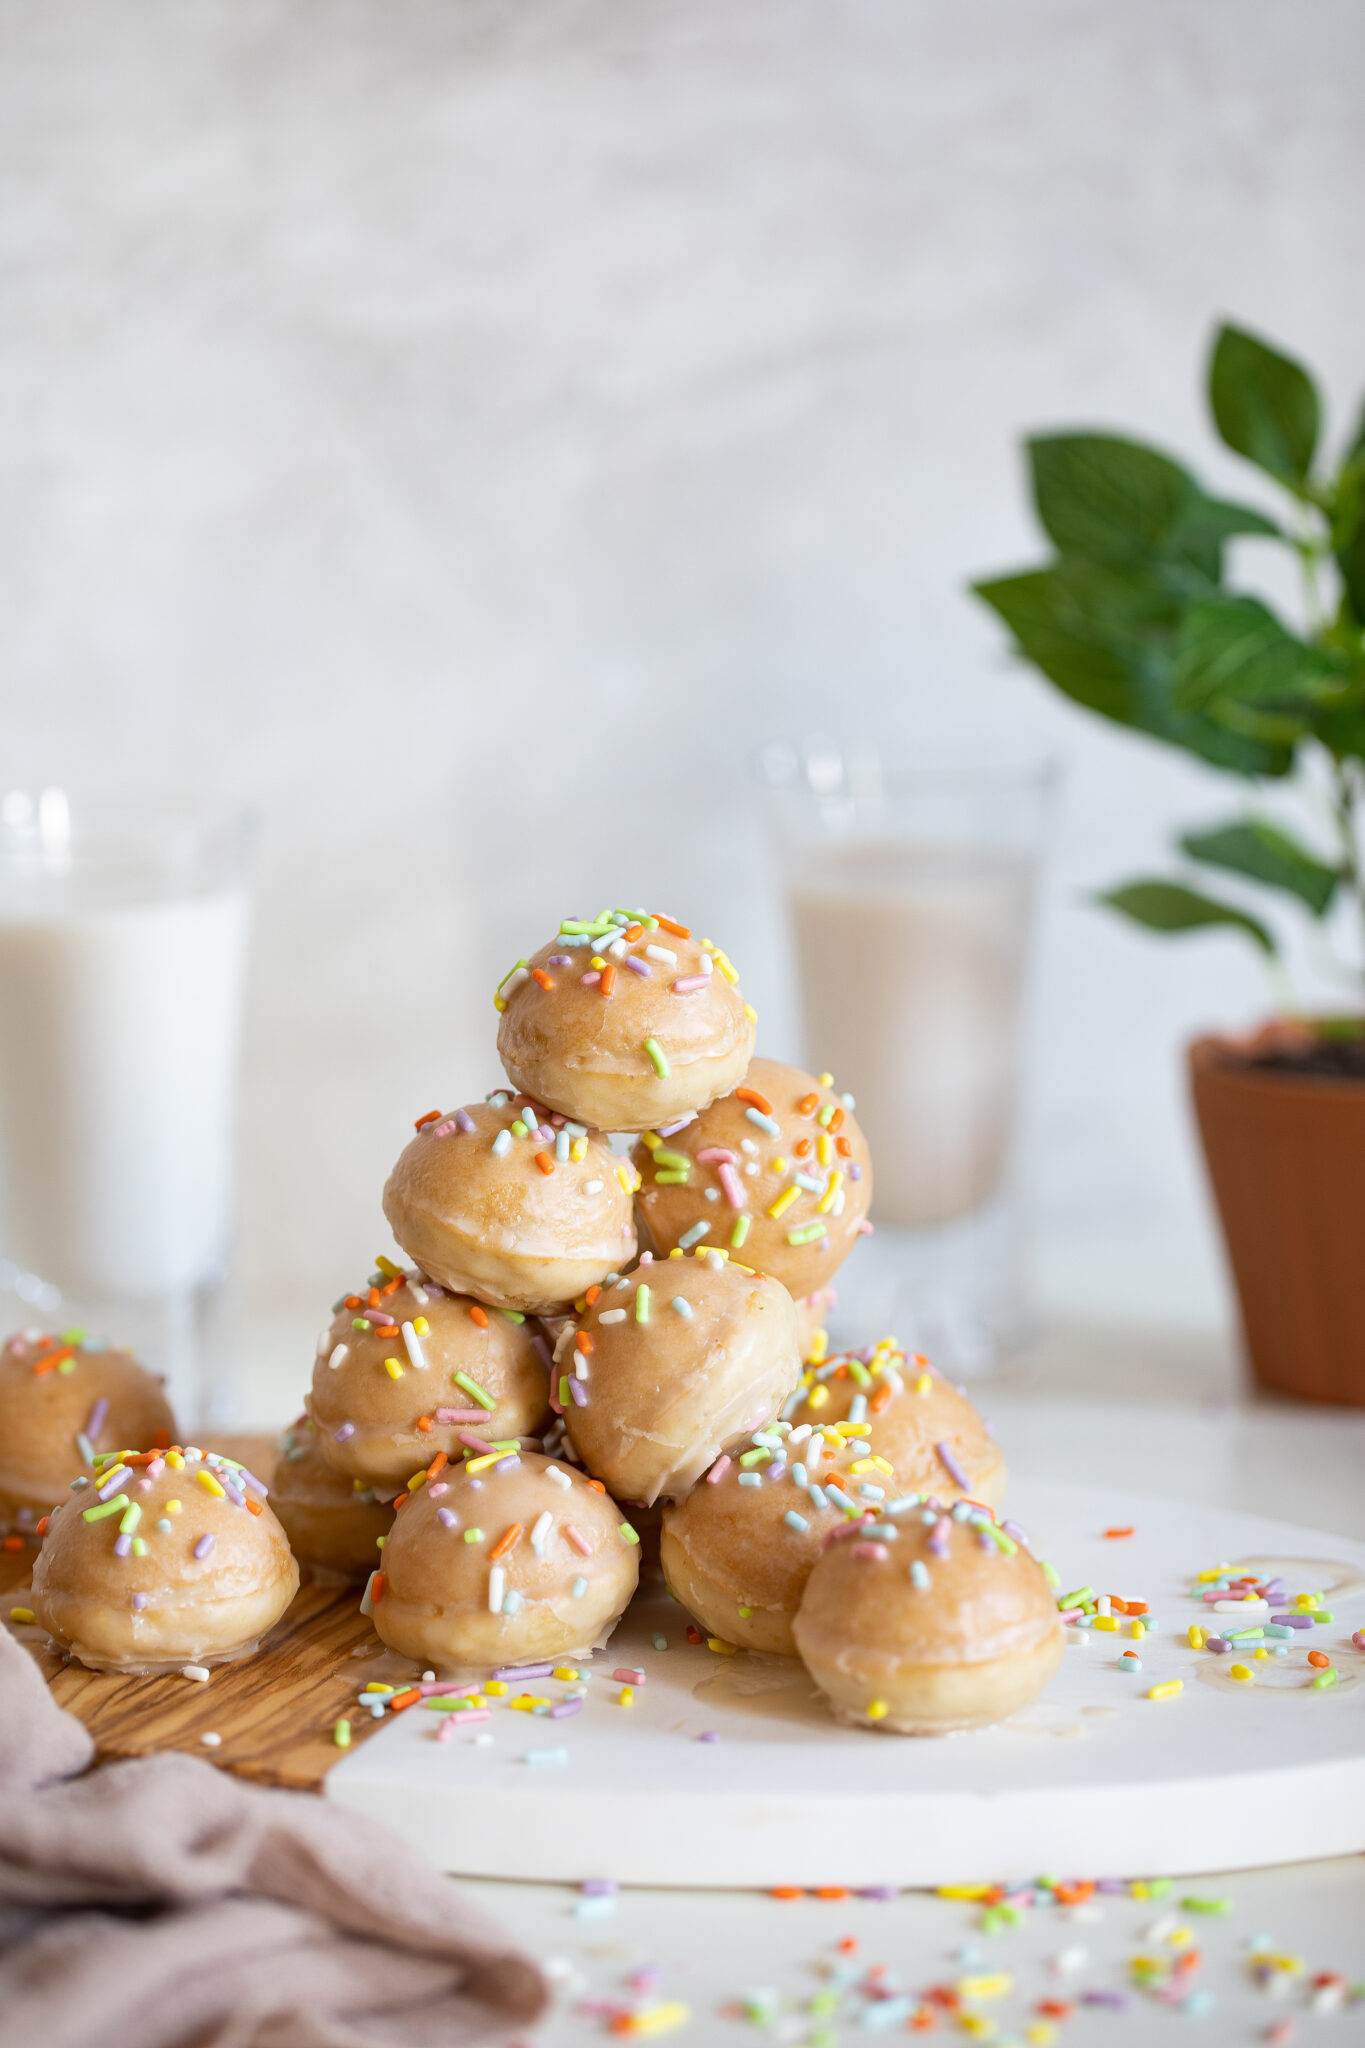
[[1, 1431, 399, 1791]]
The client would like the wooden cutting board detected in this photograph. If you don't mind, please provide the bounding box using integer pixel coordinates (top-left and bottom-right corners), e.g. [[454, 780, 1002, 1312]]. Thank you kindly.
[[1, 1434, 393, 1790]]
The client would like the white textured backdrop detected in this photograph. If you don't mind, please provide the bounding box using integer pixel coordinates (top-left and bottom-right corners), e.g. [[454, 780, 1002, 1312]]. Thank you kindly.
[[3, 0, 1363, 1345]]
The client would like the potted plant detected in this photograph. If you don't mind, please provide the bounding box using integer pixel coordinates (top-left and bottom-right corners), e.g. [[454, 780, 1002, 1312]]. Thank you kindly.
[[973, 322, 1365, 1404]]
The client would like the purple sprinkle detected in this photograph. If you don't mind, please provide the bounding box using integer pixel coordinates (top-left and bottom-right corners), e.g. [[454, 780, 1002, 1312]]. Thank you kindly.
[[698, 1730, 719, 1743], [493, 1661, 556, 1680], [1001, 1518, 1029, 1546], [334, 1423, 356, 1442], [113, 1534, 132, 1557], [494, 1454, 521, 1473], [858, 1885, 898, 1900], [546, 955, 573, 968], [239, 1468, 269, 1498], [437, 1507, 457, 1528], [928, 1516, 952, 1558], [656, 1115, 696, 1136], [849, 1162, 862, 1180], [86, 1398, 110, 1438], [194, 1533, 215, 1560], [1096, 1878, 1127, 1894], [1205, 1636, 1228, 1653], [424, 1282, 446, 1298], [580, 1877, 618, 1895], [568, 1378, 588, 1407], [132, 1592, 148, 1610], [1082, 1991, 1128, 2009], [1272, 1612, 1314, 1629], [935, 1440, 970, 1491], [468, 1478, 483, 1491], [455, 1107, 476, 1132], [220, 1477, 246, 1507], [97, 1469, 129, 1501], [625, 956, 650, 976], [1261, 1578, 1285, 1600], [550, 1698, 584, 1719]]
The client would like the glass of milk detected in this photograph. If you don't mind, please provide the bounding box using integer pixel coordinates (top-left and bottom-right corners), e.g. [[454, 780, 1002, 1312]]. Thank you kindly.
[[0, 789, 253, 1426], [761, 742, 1056, 1376]]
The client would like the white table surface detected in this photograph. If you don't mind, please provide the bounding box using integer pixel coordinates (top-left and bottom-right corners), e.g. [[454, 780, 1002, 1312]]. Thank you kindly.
[[239, 1315, 1365, 2042]]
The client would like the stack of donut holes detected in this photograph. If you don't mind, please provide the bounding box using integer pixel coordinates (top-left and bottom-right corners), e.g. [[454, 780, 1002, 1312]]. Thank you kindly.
[[12, 905, 1059, 1733]]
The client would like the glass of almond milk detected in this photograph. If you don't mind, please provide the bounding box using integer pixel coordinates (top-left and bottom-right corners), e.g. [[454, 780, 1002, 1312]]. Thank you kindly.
[[0, 790, 253, 1425], [761, 743, 1056, 1375]]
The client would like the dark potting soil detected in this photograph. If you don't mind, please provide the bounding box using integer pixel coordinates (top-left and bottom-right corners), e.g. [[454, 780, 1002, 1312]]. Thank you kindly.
[[1243, 1035, 1365, 1083]]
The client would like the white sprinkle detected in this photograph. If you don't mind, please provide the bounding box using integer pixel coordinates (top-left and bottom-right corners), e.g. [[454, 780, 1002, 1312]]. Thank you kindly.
[[645, 944, 677, 966], [401, 1320, 428, 1371], [599, 1308, 627, 1324], [546, 1466, 572, 1489], [489, 1564, 506, 1613], [315, 1328, 331, 1357], [740, 1138, 759, 1156], [408, 1277, 430, 1305], [201, 1732, 222, 1748], [492, 1130, 512, 1157], [181, 1664, 211, 1683], [584, 1179, 604, 1195], [328, 1343, 349, 1371], [698, 954, 713, 975], [531, 1511, 554, 1556]]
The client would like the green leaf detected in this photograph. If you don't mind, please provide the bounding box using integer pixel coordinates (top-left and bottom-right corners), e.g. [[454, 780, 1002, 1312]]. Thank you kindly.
[[1209, 323, 1320, 488], [1334, 417, 1365, 623], [974, 564, 1298, 777], [1028, 434, 1193, 565], [1172, 594, 1344, 710], [1179, 818, 1339, 915], [1165, 494, 1281, 581], [1099, 880, 1276, 953]]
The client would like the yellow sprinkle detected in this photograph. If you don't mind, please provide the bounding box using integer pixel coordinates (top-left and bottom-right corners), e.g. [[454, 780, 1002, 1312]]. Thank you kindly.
[[407, 1469, 428, 1491], [9, 1606, 35, 1624], [384, 1357, 404, 1379], [618, 1686, 634, 1706], [640, 1131, 661, 1151], [817, 1133, 833, 1166], [767, 1185, 799, 1220], [464, 1453, 501, 1473], [1230, 1663, 1252, 1681], [915, 1373, 933, 1395], [412, 1316, 430, 1335], [743, 1003, 757, 1022], [616, 1162, 637, 1193], [807, 1385, 829, 1409], [196, 1470, 226, 1498], [571, 1137, 587, 1162], [1026, 2029, 1057, 2048], [817, 1170, 844, 1215], [614, 2002, 690, 2037], [363, 1682, 393, 1693], [165, 1452, 185, 1469], [938, 1884, 996, 1900], [484, 1680, 507, 1696], [958, 1972, 1012, 2000], [165, 1498, 182, 1514], [1092, 1615, 1118, 1632], [1188, 1625, 1205, 1649], [707, 1637, 738, 1655], [1148, 1679, 1183, 1701], [1130, 1619, 1145, 1638], [869, 1455, 894, 1476], [771, 1156, 788, 1174], [817, 1071, 833, 1087], [850, 1458, 878, 1475], [1196, 1566, 1231, 1581], [1254, 1647, 1269, 1659], [1168, 1927, 1193, 1948], [553, 1666, 579, 1681], [807, 1329, 829, 1364], [866, 1699, 889, 1719]]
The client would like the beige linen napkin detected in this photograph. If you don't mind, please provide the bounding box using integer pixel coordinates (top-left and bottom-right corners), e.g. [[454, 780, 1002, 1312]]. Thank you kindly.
[[0, 1626, 545, 2048]]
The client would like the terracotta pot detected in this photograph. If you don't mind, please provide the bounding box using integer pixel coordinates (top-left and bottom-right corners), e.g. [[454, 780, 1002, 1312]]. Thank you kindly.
[[1189, 1035, 1365, 1405]]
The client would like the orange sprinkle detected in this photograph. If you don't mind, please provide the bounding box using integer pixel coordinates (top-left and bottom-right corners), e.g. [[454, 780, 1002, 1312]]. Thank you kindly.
[[908, 2011, 939, 2033], [534, 1151, 555, 1175], [794, 1137, 813, 1157], [1, 1534, 24, 1553], [769, 1886, 804, 1900], [624, 924, 644, 941], [1104, 1526, 1135, 1539], [600, 964, 617, 998], [654, 915, 691, 938], [392, 1493, 409, 1511], [869, 1383, 894, 1412], [1110, 1597, 1148, 1615], [735, 1086, 773, 1116], [414, 1109, 443, 1131], [586, 1478, 606, 1493], [389, 1687, 421, 1710], [576, 1331, 594, 1355], [836, 1134, 852, 1156], [34, 1515, 50, 1538], [1308, 1650, 1331, 1668], [827, 1106, 845, 1133], [531, 968, 555, 991], [32, 1346, 73, 1376], [245, 1497, 263, 1515], [837, 1937, 859, 1954], [367, 1288, 382, 1308], [797, 1093, 819, 1116], [469, 1305, 490, 1329], [416, 1415, 433, 1433], [585, 1285, 601, 1306], [427, 1451, 448, 1479], [814, 1886, 849, 1900], [345, 1295, 363, 1310], [1038, 2001, 1073, 2021], [382, 1276, 402, 1296], [370, 1571, 387, 1604], [489, 1522, 523, 1562]]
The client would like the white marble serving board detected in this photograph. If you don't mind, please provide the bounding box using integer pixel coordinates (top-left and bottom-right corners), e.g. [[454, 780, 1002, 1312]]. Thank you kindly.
[[325, 1478, 1365, 1886]]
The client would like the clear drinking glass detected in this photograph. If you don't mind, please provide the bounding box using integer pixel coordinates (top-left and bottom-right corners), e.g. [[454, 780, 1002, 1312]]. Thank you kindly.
[[760, 742, 1057, 1376], [0, 788, 254, 1427]]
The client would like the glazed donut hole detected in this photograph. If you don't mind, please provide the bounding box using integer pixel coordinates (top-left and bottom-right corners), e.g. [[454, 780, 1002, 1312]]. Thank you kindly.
[[369, 1449, 639, 1670], [0, 1329, 176, 1533], [382, 1097, 636, 1315], [632, 1058, 872, 1295], [31, 1444, 298, 1673], [306, 1265, 551, 1485], [783, 1337, 1006, 1510], [660, 1418, 904, 1655], [792, 1497, 1063, 1735], [495, 908, 756, 1133], [559, 1249, 802, 1506], [271, 1418, 395, 1583]]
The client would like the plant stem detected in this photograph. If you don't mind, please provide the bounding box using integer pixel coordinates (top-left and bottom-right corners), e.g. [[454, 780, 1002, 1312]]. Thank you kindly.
[[1331, 758, 1365, 994]]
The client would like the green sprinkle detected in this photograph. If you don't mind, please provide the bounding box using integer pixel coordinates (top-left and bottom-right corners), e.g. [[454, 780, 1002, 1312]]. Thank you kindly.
[[619, 1523, 640, 1545], [463, 1528, 485, 1544], [644, 1037, 670, 1079], [786, 1222, 826, 1245], [1059, 1586, 1094, 1610], [653, 1148, 693, 1171], [846, 1360, 871, 1386], [1181, 1896, 1233, 1915], [453, 1370, 497, 1411], [1312, 1610, 1334, 1623], [352, 1317, 372, 1331], [496, 954, 530, 989], [334, 1718, 352, 1748], [559, 1375, 571, 1405], [118, 1502, 142, 1535], [62, 1326, 87, 1344], [635, 1284, 651, 1324], [131, 1537, 147, 1556], [730, 1213, 751, 1248], [1227, 1626, 1266, 1643], [511, 1118, 528, 1138], [738, 1448, 771, 1467], [654, 1169, 690, 1184], [1041, 1560, 1060, 1587], [497, 1309, 526, 1324], [1313, 1668, 1338, 1688], [981, 1522, 1017, 1554], [82, 1494, 129, 1522]]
